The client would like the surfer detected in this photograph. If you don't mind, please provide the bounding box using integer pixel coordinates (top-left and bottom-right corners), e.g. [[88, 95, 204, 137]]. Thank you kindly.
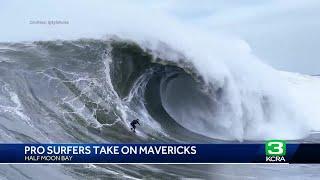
[[130, 119, 140, 132]]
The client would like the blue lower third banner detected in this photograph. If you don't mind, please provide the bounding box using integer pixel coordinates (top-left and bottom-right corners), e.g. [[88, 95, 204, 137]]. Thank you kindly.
[[0, 143, 319, 163]]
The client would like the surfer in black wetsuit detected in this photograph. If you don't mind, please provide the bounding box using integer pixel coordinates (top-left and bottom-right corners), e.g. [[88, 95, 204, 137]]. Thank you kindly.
[[130, 119, 140, 132]]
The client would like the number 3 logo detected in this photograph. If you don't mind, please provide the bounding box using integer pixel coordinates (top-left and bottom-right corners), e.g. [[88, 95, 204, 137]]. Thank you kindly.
[[265, 140, 286, 156]]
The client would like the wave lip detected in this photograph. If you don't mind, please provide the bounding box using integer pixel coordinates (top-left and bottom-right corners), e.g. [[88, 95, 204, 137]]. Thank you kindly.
[[109, 39, 320, 141]]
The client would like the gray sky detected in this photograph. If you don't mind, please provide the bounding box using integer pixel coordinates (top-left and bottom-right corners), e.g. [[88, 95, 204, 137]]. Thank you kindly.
[[0, 0, 319, 74]]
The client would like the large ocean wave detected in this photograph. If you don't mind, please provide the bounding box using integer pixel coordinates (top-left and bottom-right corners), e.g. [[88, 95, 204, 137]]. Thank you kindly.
[[1, 37, 320, 145]]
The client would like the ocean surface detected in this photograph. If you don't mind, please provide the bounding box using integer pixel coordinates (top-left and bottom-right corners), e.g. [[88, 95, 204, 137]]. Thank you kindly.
[[0, 38, 320, 179]]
